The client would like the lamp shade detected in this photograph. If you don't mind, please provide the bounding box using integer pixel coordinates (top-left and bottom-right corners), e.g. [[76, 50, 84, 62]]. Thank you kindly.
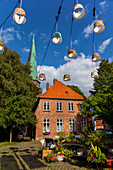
[[92, 53, 101, 62], [13, 8, 26, 24], [91, 70, 98, 78], [94, 20, 105, 34], [39, 73, 46, 81], [0, 40, 4, 52], [73, 4, 85, 19], [63, 74, 71, 81], [68, 48, 77, 58], [52, 32, 62, 44]]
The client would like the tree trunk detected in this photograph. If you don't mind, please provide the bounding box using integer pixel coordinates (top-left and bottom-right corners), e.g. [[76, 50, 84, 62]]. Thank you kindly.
[[10, 126, 12, 143]]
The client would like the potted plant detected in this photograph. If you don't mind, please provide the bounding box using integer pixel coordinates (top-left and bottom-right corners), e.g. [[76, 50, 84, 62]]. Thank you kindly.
[[43, 131, 50, 135], [86, 143, 106, 169]]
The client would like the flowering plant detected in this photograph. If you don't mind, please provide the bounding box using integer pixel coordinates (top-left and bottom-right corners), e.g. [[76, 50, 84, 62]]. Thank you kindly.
[[46, 152, 58, 162], [50, 144, 56, 150], [43, 131, 50, 135], [86, 143, 106, 168]]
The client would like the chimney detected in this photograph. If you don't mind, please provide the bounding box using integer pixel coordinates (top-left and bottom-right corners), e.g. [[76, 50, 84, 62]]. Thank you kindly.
[[46, 82, 49, 91], [53, 79, 58, 85]]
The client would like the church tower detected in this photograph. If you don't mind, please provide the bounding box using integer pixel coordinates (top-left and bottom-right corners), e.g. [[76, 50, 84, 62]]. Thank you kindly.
[[28, 31, 40, 87]]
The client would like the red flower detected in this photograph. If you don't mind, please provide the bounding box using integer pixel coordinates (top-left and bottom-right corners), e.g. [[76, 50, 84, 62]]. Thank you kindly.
[[50, 157, 54, 161], [58, 145, 61, 149], [107, 161, 112, 166], [39, 153, 41, 157]]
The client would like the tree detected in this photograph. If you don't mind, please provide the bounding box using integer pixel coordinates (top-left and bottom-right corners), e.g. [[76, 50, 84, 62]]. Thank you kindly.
[[67, 85, 86, 97], [0, 47, 40, 142], [79, 59, 113, 129]]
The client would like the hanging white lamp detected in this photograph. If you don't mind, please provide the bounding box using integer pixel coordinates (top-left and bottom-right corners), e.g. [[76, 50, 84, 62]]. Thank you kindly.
[[63, 74, 71, 81], [0, 40, 4, 52], [73, 4, 85, 20], [52, 32, 62, 44], [94, 20, 105, 34], [39, 73, 46, 81], [68, 48, 77, 58], [92, 53, 101, 62], [13, 8, 26, 24], [91, 70, 98, 78]]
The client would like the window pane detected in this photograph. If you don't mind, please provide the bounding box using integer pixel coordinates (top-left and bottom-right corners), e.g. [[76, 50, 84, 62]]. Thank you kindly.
[[60, 103, 62, 110], [47, 102, 50, 110]]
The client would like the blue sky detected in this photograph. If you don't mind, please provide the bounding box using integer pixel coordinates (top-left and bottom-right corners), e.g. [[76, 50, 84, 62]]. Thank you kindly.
[[0, 0, 113, 96]]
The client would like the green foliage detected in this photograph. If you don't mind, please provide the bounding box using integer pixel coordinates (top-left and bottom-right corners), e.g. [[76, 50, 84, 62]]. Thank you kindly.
[[46, 151, 55, 162], [67, 85, 86, 98], [0, 46, 40, 129], [79, 59, 113, 129], [0, 141, 19, 146], [57, 131, 66, 141], [86, 144, 106, 164], [63, 149, 74, 158], [66, 133, 75, 139]]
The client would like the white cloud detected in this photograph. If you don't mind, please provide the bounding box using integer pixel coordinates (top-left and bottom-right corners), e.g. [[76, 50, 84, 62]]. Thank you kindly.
[[15, 31, 21, 40], [54, 51, 60, 57], [37, 53, 96, 97], [64, 55, 71, 61], [84, 3, 90, 17], [99, 1, 109, 15], [73, 40, 78, 45], [108, 56, 113, 63], [98, 37, 113, 53], [99, 1, 109, 9], [83, 21, 94, 38], [22, 47, 30, 53], [28, 32, 33, 41], [39, 32, 49, 43], [1, 27, 21, 43]]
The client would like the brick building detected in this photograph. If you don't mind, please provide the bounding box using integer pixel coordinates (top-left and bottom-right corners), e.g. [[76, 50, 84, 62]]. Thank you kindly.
[[35, 79, 88, 140]]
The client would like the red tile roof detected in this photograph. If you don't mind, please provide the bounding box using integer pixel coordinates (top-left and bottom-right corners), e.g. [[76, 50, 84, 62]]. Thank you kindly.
[[40, 81, 85, 100]]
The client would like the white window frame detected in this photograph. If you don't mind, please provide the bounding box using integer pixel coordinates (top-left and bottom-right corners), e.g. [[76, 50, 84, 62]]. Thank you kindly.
[[81, 119, 87, 131], [68, 102, 74, 111], [56, 102, 63, 111], [43, 119, 50, 132], [69, 119, 76, 132], [56, 119, 63, 132], [43, 101, 50, 111]]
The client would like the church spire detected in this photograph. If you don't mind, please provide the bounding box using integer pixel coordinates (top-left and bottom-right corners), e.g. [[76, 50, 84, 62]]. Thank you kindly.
[[28, 31, 38, 81]]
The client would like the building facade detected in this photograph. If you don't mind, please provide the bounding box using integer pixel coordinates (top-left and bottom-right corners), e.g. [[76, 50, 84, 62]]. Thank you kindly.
[[35, 79, 89, 140]]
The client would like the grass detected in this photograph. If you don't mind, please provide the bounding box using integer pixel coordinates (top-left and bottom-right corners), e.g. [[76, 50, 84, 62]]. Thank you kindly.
[[0, 141, 19, 146]]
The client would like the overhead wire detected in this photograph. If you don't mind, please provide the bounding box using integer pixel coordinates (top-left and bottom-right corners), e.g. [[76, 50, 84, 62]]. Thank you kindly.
[[38, 0, 64, 73], [0, 0, 20, 29], [92, 0, 96, 70], [68, 0, 76, 50]]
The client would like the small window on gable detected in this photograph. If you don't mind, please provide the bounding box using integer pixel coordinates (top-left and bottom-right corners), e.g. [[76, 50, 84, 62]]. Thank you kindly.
[[43, 101, 50, 111]]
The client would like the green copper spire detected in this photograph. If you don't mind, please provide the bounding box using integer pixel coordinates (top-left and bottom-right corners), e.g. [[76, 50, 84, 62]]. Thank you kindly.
[[28, 31, 38, 81]]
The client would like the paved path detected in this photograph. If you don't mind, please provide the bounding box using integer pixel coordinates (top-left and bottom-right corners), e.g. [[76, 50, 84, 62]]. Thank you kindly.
[[0, 141, 87, 170]]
